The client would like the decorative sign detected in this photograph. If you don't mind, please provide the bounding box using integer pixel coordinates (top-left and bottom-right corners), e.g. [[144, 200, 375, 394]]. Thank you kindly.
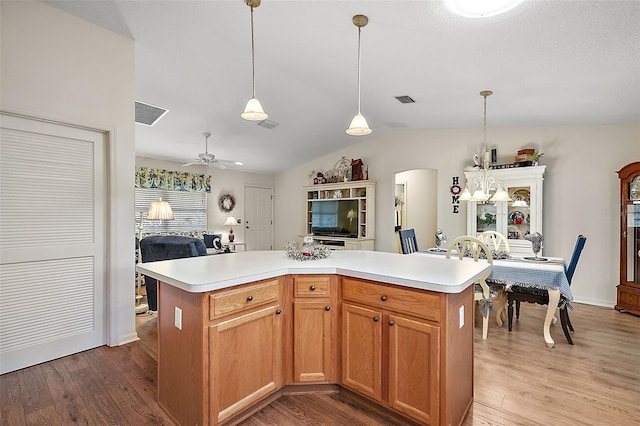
[[450, 176, 461, 213]]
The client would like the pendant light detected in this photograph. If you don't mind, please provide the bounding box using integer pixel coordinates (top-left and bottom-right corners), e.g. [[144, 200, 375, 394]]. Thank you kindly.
[[346, 14, 372, 136], [241, 0, 268, 121]]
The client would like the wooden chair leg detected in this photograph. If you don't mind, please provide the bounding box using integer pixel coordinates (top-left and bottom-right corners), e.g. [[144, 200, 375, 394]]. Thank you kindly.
[[566, 310, 574, 332], [515, 300, 521, 319], [559, 307, 574, 345], [507, 298, 514, 332], [482, 310, 489, 340]]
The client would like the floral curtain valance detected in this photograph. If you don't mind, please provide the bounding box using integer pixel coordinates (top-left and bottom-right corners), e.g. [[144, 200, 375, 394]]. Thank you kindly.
[[135, 167, 211, 192]]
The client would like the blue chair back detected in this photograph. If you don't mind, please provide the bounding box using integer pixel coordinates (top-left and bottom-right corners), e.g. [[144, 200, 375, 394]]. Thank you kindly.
[[398, 228, 418, 254], [565, 235, 586, 285]]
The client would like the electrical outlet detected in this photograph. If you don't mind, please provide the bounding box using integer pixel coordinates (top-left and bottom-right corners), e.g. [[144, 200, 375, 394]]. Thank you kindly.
[[175, 306, 182, 330], [459, 306, 464, 329]]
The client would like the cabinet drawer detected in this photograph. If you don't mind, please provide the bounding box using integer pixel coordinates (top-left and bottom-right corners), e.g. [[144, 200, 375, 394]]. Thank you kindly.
[[342, 277, 440, 322], [210, 278, 279, 320], [294, 275, 331, 297]]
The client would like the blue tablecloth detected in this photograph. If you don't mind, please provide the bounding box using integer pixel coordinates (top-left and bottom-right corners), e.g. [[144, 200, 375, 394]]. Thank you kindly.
[[417, 251, 572, 300]]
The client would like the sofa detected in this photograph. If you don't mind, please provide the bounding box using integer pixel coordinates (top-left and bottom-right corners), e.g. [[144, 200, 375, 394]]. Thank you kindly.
[[139, 235, 208, 311]]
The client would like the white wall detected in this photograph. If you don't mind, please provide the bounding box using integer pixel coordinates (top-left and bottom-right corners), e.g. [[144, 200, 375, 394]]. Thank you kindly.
[[136, 156, 274, 243], [395, 169, 438, 251], [1, 2, 136, 344], [274, 123, 640, 307]]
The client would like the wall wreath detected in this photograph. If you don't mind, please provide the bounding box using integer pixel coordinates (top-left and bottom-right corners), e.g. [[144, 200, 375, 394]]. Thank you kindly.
[[218, 193, 236, 212]]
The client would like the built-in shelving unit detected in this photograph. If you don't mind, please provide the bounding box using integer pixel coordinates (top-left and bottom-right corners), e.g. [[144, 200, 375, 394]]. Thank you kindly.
[[305, 181, 375, 250]]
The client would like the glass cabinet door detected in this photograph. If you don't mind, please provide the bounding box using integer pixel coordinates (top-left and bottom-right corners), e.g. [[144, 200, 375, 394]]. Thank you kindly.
[[625, 203, 640, 284], [505, 185, 532, 241], [476, 201, 497, 233]]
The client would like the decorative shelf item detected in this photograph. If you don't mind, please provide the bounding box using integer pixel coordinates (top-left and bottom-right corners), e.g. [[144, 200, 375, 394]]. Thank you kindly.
[[285, 241, 331, 261]]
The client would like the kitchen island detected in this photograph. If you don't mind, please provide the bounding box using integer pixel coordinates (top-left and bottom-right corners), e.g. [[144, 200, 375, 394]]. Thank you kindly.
[[136, 250, 491, 426]]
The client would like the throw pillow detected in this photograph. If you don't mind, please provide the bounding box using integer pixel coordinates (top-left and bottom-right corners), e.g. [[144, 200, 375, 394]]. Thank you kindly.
[[204, 233, 223, 250]]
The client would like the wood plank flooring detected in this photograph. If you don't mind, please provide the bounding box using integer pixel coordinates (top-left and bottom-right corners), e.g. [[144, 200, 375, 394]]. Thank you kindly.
[[2, 302, 639, 425]]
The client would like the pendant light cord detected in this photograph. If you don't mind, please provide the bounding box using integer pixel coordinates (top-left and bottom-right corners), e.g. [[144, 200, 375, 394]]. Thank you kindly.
[[250, 5, 256, 98], [356, 26, 362, 114], [483, 93, 487, 148]]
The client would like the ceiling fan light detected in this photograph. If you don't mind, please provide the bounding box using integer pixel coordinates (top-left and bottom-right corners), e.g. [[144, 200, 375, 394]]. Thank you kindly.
[[346, 113, 372, 136], [241, 97, 268, 121]]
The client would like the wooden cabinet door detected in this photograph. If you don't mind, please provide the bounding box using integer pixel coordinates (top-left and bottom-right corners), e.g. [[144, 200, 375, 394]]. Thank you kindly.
[[209, 305, 282, 424], [387, 314, 440, 425], [341, 303, 382, 401], [293, 300, 334, 382]]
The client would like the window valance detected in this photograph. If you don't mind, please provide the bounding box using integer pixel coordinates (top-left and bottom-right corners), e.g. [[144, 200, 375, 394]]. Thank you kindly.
[[135, 167, 211, 192]]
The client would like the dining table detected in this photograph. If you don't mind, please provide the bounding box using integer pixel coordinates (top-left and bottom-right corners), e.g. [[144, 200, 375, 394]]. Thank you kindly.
[[416, 249, 571, 348]]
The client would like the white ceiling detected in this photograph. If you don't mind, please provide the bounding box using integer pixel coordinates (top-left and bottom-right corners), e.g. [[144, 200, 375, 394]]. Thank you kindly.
[[48, 0, 640, 174]]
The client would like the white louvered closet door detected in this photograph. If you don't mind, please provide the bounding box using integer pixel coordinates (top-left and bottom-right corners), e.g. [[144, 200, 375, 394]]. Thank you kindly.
[[0, 113, 107, 374]]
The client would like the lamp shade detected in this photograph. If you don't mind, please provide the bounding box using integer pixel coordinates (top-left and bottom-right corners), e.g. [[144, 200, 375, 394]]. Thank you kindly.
[[347, 209, 357, 220], [346, 113, 372, 136], [490, 189, 513, 202], [146, 199, 174, 220], [241, 97, 268, 121], [223, 216, 237, 227], [458, 187, 472, 201]]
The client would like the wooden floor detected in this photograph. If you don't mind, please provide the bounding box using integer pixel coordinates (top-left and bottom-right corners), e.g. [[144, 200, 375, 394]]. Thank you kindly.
[[2, 302, 639, 425]]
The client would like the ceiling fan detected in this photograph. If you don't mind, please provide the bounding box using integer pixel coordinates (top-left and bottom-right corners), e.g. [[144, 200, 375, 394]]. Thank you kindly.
[[182, 132, 243, 169]]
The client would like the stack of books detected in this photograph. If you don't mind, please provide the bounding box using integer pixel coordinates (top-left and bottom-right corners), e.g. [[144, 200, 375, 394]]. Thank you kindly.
[[514, 149, 535, 167]]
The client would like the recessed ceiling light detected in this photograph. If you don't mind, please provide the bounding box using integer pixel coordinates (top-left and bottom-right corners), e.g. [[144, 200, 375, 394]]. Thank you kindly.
[[445, 0, 525, 18]]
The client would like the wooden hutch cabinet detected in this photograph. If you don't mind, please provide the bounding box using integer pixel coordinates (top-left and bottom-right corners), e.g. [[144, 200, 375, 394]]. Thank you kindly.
[[615, 162, 640, 316]]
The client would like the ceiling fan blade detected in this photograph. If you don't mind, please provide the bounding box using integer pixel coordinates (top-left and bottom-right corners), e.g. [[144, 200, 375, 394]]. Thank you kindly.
[[213, 162, 227, 170], [182, 161, 201, 166], [217, 159, 243, 166]]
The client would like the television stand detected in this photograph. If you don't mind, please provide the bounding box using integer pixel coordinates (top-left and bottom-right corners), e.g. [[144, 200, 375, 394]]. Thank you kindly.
[[305, 181, 376, 251], [310, 235, 374, 251]]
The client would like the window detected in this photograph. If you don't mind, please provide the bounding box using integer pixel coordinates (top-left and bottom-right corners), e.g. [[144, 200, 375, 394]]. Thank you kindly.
[[135, 188, 206, 235]]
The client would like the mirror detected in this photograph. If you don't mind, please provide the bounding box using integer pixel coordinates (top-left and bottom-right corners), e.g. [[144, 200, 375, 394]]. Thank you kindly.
[[394, 169, 438, 252]]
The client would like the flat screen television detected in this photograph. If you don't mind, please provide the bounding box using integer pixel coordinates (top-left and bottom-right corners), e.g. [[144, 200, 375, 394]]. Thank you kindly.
[[311, 199, 358, 238]]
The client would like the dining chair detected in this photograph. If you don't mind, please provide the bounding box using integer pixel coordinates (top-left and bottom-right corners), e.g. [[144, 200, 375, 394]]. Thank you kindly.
[[446, 236, 494, 339], [398, 228, 419, 254], [477, 230, 510, 253], [507, 234, 587, 344]]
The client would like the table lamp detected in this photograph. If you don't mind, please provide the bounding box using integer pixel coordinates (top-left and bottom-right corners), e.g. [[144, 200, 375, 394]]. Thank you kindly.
[[147, 198, 174, 220], [224, 216, 236, 242]]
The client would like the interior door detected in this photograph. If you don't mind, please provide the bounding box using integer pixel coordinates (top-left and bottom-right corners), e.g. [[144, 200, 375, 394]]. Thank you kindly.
[[0, 113, 107, 374], [244, 185, 273, 250]]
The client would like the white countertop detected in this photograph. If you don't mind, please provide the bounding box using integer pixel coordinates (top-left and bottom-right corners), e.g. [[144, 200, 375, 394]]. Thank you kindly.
[[136, 250, 492, 294]]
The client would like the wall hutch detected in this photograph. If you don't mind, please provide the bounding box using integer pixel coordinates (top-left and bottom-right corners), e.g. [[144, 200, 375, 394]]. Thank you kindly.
[[615, 162, 640, 316], [465, 166, 545, 257]]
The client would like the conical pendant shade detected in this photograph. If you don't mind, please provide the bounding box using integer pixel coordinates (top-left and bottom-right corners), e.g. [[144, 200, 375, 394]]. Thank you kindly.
[[346, 113, 372, 136], [241, 97, 268, 121]]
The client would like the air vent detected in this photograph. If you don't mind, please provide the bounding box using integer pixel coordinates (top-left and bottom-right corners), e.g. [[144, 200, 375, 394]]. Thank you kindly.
[[257, 119, 278, 129], [135, 101, 169, 126], [394, 95, 415, 104]]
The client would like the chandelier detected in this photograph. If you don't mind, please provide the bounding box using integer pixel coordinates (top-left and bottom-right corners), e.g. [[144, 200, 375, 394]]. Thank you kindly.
[[459, 90, 511, 203]]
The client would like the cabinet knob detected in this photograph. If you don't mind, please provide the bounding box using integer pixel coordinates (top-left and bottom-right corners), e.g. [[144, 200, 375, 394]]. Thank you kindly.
[[247, 295, 253, 302], [388, 320, 395, 326], [276, 309, 282, 315], [380, 295, 387, 301], [310, 285, 316, 291], [373, 316, 379, 322], [325, 306, 331, 311]]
